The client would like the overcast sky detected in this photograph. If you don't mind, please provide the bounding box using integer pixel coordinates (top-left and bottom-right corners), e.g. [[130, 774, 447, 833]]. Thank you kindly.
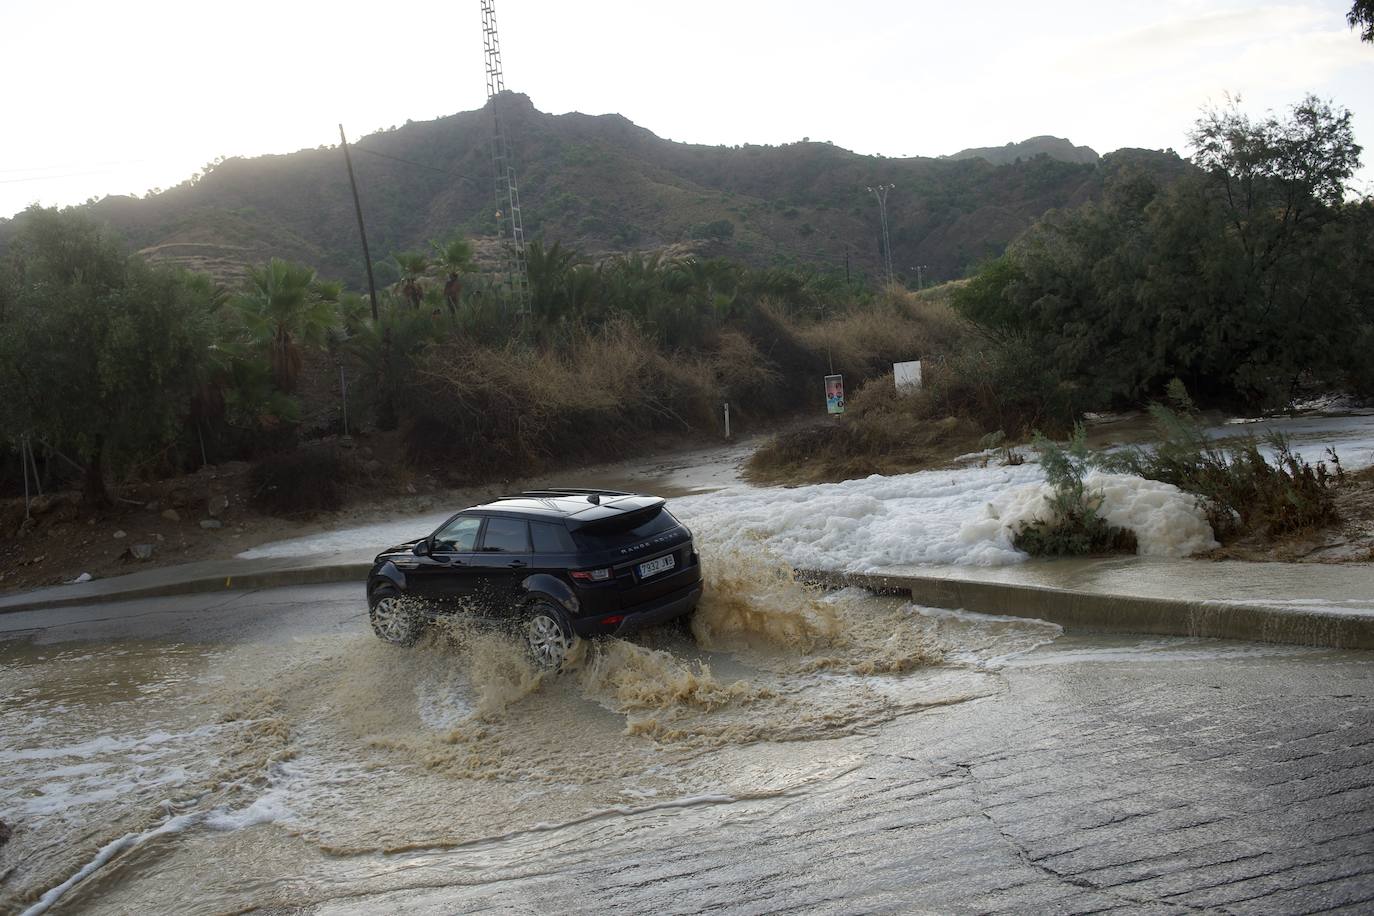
[[2, 0, 1371, 219]]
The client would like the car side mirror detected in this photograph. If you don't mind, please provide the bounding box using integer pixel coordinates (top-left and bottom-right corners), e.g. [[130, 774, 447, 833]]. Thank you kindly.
[[413, 540, 431, 557]]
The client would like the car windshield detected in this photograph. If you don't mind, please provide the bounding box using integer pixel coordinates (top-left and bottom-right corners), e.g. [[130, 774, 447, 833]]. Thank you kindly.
[[571, 507, 679, 551]]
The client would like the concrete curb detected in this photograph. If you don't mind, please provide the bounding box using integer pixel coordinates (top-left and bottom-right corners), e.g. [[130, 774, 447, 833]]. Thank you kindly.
[[5, 556, 1372, 652], [0, 562, 372, 614], [801, 569, 1374, 651]]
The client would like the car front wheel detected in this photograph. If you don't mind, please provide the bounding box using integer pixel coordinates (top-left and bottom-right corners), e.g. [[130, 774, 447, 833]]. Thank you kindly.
[[369, 585, 426, 646], [525, 600, 575, 667]]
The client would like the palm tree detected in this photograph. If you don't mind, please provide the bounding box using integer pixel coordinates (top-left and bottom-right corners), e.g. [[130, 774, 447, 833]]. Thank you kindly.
[[525, 240, 585, 320], [393, 252, 430, 310], [232, 259, 338, 393], [432, 236, 476, 314]]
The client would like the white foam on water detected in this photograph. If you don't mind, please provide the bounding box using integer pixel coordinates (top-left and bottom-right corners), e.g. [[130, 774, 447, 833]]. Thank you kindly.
[[19, 776, 297, 916], [676, 464, 1217, 573], [0, 725, 219, 765], [911, 604, 1060, 628], [235, 461, 1222, 573], [1003, 638, 1321, 667], [234, 412, 1371, 565], [1229, 598, 1374, 617], [980, 471, 1218, 559], [415, 675, 478, 730], [675, 464, 1047, 572], [203, 786, 295, 831], [19, 810, 200, 916]]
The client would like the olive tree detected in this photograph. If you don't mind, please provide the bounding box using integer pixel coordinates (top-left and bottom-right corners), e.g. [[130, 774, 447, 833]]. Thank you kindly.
[[0, 207, 217, 504]]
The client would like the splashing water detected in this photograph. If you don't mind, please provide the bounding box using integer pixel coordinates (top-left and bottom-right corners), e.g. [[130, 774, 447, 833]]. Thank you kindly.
[[2, 547, 1058, 913]]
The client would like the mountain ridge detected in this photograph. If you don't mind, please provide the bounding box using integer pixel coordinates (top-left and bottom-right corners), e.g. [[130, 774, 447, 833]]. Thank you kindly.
[[944, 135, 1101, 166], [0, 95, 1190, 288]]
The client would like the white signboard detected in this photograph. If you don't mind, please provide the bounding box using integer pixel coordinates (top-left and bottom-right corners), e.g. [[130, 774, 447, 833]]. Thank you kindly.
[[894, 360, 922, 392]]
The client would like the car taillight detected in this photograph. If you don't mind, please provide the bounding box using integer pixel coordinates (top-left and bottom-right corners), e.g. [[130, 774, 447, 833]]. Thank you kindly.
[[571, 568, 612, 582]]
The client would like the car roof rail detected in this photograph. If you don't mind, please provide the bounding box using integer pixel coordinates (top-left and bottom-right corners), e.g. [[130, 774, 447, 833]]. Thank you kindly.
[[502, 487, 634, 500]]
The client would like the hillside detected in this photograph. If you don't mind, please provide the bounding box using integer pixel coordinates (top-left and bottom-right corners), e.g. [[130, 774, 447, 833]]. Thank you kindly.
[[944, 135, 1101, 166], [0, 94, 1188, 288]]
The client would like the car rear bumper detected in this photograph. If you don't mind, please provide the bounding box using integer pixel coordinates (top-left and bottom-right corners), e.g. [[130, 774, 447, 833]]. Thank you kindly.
[[571, 582, 703, 638]]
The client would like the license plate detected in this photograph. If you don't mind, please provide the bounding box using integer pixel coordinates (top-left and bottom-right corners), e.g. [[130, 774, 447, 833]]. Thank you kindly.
[[638, 554, 675, 579]]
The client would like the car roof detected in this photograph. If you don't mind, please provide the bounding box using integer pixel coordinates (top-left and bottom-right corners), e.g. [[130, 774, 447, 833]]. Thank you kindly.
[[465, 489, 667, 525]]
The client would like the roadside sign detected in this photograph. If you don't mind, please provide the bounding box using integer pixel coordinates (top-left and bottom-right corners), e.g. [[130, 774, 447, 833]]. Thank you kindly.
[[825, 374, 845, 414], [894, 360, 922, 391]]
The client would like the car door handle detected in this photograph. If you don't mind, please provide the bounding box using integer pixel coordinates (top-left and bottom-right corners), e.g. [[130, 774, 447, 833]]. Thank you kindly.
[[507, 560, 527, 569]]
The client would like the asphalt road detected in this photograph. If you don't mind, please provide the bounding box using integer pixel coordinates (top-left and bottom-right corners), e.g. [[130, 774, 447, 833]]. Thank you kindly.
[[3, 584, 1372, 915]]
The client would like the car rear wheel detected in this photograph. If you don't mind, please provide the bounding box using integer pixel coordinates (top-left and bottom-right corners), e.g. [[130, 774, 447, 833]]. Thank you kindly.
[[525, 600, 575, 667], [369, 585, 426, 646]]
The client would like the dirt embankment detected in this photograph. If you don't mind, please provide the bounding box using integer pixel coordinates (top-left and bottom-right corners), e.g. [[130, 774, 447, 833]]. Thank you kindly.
[[0, 427, 772, 595], [0, 431, 509, 595]]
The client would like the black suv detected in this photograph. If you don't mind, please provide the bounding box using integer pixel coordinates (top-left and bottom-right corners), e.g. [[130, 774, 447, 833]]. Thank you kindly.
[[365, 489, 703, 664]]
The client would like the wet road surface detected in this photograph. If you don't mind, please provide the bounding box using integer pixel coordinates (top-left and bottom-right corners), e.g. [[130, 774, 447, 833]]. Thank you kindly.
[[2, 576, 1372, 914]]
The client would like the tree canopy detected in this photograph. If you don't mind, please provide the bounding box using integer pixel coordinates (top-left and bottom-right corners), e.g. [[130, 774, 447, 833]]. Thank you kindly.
[[953, 96, 1373, 408], [1350, 1, 1374, 42], [0, 208, 218, 502]]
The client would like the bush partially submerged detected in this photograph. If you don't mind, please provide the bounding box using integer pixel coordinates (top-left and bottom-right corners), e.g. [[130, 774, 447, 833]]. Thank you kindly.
[[250, 447, 346, 516], [1099, 381, 1342, 539], [1013, 428, 1137, 557]]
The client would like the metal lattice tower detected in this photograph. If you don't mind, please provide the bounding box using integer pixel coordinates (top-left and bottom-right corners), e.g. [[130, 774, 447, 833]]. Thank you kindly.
[[481, 0, 529, 313]]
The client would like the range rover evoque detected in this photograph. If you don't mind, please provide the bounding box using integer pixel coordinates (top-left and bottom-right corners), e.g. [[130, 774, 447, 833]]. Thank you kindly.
[[365, 488, 703, 664]]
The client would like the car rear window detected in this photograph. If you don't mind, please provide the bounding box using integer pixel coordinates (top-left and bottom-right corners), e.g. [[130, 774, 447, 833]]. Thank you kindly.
[[530, 521, 577, 553], [571, 508, 680, 551]]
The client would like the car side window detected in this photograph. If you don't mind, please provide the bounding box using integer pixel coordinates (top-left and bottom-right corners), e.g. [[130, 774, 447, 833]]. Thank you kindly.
[[480, 517, 530, 553], [432, 516, 482, 553], [531, 521, 577, 553]]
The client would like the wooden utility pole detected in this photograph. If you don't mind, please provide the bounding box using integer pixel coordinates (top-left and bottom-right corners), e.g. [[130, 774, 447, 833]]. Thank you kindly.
[[339, 124, 380, 322]]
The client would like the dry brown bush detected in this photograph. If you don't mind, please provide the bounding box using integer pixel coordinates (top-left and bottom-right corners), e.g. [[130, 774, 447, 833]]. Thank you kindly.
[[397, 289, 996, 483], [747, 371, 985, 485], [404, 320, 718, 474], [798, 288, 973, 383]]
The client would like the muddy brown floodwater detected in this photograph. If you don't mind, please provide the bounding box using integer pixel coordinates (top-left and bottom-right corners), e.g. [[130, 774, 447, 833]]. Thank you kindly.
[[0, 552, 1063, 915]]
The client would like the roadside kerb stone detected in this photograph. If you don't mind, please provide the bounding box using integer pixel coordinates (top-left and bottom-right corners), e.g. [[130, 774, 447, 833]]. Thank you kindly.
[[801, 568, 1374, 650], [0, 555, 373, 614], [4, 546, 1372, 653]]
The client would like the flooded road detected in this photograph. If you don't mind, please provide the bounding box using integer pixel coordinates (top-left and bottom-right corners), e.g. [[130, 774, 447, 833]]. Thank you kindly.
[[3, 573, 1372, 913], [0, 560, 1047, 914], [4, 418, 1373, 913]]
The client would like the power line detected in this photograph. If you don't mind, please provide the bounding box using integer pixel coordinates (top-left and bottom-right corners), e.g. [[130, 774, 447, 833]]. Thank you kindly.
[[866, 183, 896, 287], [351, 146, 479, 184]]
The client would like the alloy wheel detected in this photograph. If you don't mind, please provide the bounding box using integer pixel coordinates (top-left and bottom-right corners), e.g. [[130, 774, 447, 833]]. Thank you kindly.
[[372, 596, 412, 644], [527, 613, 571, 666]]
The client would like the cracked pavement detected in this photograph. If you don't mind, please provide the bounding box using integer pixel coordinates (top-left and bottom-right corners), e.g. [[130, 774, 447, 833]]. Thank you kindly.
[[323, 638, 1374, 914]]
